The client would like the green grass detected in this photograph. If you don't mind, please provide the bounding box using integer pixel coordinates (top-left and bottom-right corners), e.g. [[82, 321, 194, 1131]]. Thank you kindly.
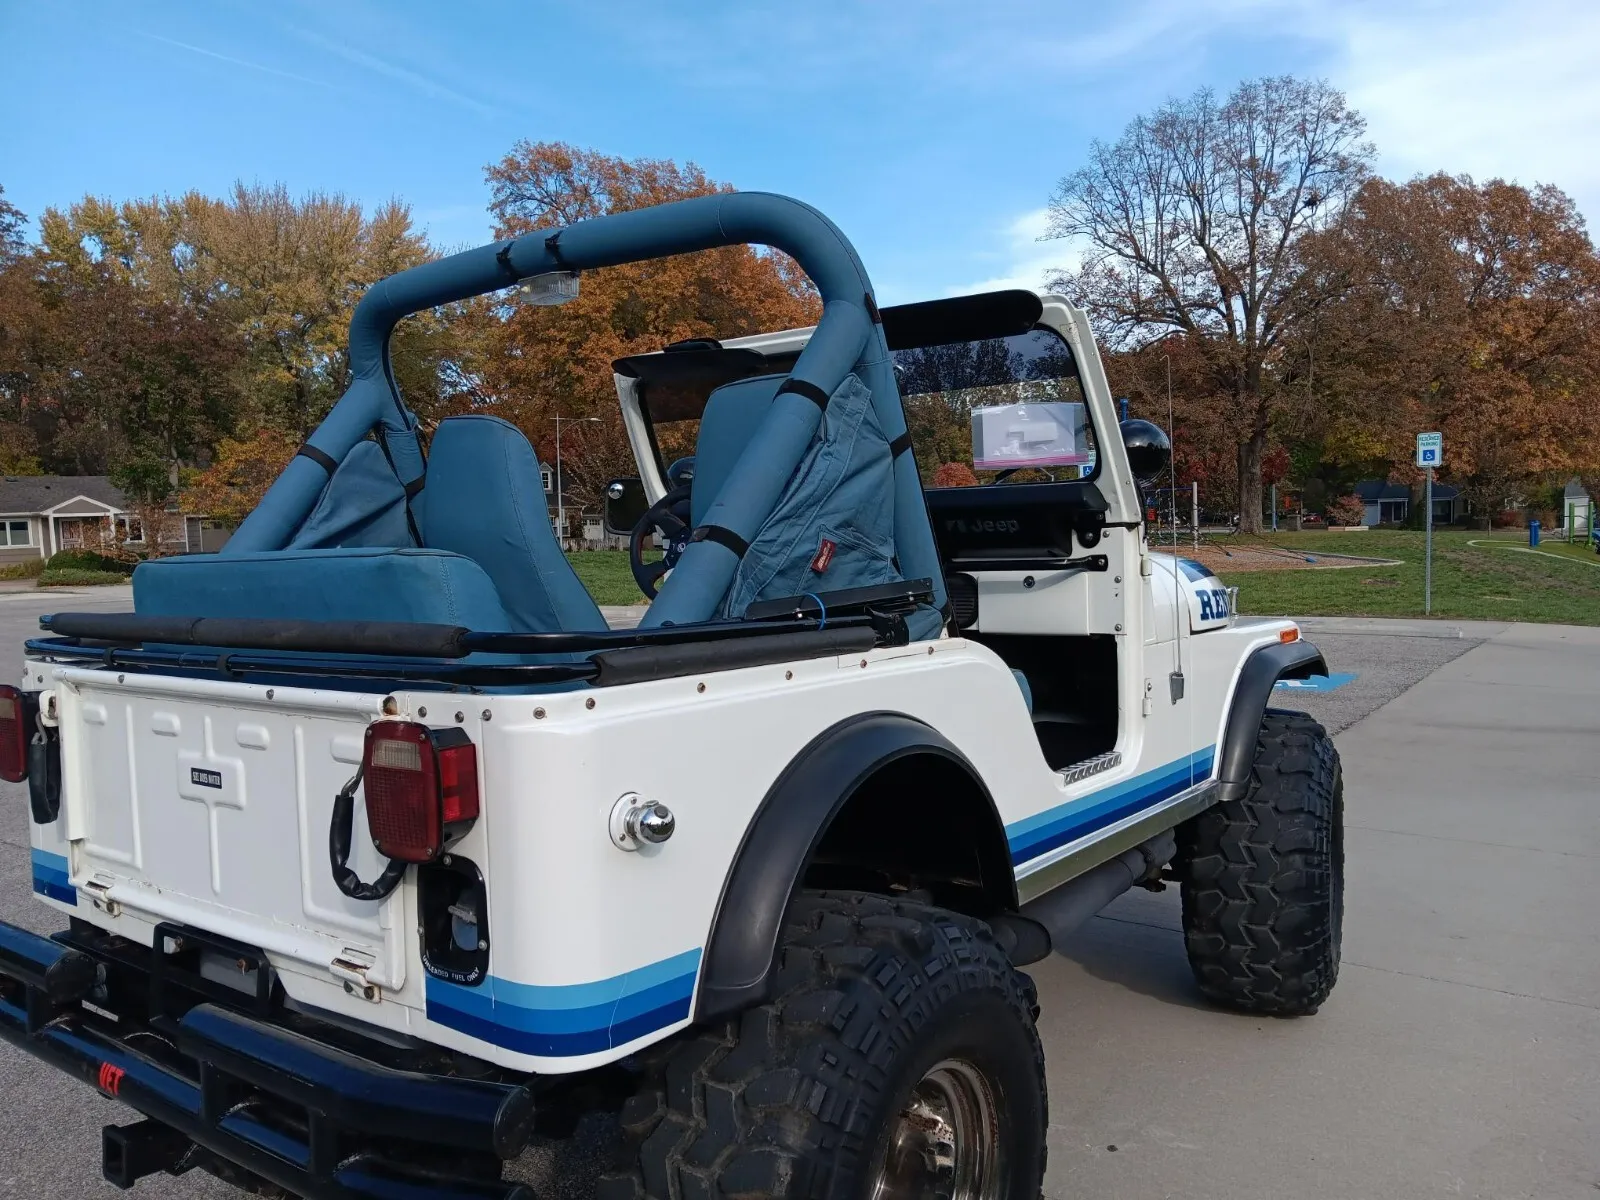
[[1213, 530, 1600, 625], [565, 549, 654, 605], [38, 568, 131, 587]]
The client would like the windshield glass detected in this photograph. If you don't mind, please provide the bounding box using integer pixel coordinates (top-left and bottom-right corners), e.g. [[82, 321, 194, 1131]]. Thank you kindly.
[[631, 322, 1097, 487], [892, 327, 1097, 487]]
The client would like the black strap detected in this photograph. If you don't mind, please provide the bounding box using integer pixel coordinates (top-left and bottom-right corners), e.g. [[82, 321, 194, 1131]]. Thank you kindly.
[[544, 230, 569, 268], [864, 292, 882, 324], [404, 475, 426, 499], [494, 240, 519, 282], [690, 524, 750, 558], [296, 444, 339, 475], [889, 432, 913, 459], [777, 378, 831, 410]]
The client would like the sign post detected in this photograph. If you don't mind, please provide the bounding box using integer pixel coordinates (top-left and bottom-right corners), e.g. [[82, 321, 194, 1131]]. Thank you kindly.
[[1416, 432, 1443, 614]]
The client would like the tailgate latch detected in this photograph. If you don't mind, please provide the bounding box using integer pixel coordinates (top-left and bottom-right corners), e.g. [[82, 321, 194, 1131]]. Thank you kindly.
[[329, 951, 382, 1003]]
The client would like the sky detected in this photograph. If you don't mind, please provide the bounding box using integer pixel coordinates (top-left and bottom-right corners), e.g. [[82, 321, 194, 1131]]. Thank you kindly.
[[3, 0, 1598, 305]]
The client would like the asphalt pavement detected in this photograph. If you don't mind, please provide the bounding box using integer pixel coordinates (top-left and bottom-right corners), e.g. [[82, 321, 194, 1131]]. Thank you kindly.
[[1, 590, 1596, 1198]]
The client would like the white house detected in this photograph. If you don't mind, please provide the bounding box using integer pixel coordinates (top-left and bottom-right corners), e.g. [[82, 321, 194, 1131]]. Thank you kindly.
[[0, 475, 224, 566]]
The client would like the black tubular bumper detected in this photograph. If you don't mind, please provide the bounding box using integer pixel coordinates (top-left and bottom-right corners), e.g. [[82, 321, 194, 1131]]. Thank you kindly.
[[0, 920, 534, 1200]]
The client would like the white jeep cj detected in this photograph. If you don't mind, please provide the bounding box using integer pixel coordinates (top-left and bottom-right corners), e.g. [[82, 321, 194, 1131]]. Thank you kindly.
[[1, 192, 1342, 1200]]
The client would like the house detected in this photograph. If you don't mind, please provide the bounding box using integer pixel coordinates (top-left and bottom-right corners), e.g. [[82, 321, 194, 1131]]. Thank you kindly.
[[1353, 479, 1464, 526], [0, 475, 225, 565], [1559, 478, 1591, 534]]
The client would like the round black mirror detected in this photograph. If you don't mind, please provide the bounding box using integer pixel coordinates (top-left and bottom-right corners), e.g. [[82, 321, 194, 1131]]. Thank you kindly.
[[1119, 419, 1171, 484]]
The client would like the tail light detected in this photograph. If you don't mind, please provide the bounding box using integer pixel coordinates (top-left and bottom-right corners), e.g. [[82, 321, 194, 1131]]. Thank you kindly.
[[361, 722, 480, 863], [0, 685, 29, 784]]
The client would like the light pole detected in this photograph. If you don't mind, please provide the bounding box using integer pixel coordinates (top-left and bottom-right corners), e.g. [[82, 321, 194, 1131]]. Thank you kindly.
[[553, 415, 599, 546]]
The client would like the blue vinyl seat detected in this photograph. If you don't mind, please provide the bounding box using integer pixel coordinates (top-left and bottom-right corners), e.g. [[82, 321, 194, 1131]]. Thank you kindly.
[[419, 415, 607, 633], [136, 416, 605, 639]]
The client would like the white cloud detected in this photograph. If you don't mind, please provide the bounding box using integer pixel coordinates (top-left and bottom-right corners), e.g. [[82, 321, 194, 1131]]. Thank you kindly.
[[1313, 0, 1600, 221], [942, 1, 1600, 302], [943, 208, 1082, 299]]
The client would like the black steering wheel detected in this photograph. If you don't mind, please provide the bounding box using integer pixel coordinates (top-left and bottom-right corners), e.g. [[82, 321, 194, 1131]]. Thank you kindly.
[[629, 459, 695, 599]]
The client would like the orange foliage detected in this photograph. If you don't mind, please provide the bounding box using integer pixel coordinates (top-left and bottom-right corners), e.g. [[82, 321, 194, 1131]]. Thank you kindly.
[[461, 143, 822, 511], [180, 429, 298, 527]]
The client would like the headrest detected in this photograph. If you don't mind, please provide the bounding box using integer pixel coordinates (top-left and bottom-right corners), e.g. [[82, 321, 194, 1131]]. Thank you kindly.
[[691, 374, 789, 527]]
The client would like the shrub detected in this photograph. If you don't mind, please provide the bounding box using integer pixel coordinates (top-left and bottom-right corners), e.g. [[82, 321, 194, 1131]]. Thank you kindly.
[[45, 549, 133, 575], [38, 568, 131, 587], [932, 462, 979, 488], [0, 558, 45, 580], [1325, 494, 1367, 526]]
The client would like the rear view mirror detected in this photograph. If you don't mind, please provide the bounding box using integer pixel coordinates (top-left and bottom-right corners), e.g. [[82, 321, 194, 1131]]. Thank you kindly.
[[603, 477, 648, 536]]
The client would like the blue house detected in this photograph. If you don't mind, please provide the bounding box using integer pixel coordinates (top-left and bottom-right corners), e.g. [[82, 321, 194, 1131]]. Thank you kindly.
[[1353, 479, 1464, 526]]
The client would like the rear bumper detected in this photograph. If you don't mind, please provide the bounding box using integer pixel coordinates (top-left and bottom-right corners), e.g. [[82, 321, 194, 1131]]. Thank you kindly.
[[0, 919, 534, 1200]]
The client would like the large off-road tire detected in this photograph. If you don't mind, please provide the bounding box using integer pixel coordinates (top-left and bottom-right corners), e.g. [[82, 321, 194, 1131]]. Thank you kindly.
[[597, 890, 1048, 1199], [1178, 707, 1344, 1016]]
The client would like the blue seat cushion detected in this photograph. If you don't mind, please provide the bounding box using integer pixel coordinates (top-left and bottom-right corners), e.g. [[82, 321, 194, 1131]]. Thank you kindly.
[[134, 547, 514, 628], [420, 415, 607, 633]]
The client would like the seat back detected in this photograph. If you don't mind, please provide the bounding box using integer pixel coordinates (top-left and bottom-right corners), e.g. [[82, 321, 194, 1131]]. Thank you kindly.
[[419, 415, 607, 633], [690, 374, 787, 527], [691, 371, 909, 620]]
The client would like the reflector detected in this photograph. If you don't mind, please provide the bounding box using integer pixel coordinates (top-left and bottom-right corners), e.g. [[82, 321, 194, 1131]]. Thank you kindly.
[[0, 686, 27, 784]]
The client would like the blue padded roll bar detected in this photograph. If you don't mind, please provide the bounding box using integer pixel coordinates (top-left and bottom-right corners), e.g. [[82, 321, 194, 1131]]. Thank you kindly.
[[230, 193, 869, 555], [224, 191, 946, 626]]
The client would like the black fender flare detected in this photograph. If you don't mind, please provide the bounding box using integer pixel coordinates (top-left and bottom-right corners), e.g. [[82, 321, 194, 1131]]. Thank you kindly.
[[694, 711, 1011, 1022], [1216, 638, 1329, 801]]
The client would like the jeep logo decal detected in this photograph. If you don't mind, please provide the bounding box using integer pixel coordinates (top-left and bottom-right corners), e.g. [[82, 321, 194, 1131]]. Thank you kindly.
[[942, 518, 1022, 535], [190, 767, 223, 789]]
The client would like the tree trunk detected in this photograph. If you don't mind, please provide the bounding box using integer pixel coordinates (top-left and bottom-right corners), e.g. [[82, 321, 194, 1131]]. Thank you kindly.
[[1237, 433, 1266, 533]]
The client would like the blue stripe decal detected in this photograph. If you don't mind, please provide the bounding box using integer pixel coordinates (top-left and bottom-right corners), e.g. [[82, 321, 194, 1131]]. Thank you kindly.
[[1008, 748, 1215, 867], [425, 947, 702, 1057], [30, 848, 76, 906]]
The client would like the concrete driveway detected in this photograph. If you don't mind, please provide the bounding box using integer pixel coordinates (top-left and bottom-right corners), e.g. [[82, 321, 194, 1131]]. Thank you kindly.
[[1, 598, 1596, 1199]]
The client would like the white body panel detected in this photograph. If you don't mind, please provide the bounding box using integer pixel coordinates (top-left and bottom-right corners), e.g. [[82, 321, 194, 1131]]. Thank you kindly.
[[24, 295, 1299, 1075]]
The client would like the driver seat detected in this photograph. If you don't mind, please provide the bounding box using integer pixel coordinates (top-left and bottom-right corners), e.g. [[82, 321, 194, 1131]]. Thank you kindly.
[[420, 415, 607, 633]]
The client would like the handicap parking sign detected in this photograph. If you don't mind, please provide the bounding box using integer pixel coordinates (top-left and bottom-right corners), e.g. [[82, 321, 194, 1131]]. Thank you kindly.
[[1416, 432, 1443, 468]]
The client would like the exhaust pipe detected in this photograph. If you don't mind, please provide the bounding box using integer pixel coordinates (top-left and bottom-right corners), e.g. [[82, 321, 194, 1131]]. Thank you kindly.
[[1021, 832, 1176, 947]]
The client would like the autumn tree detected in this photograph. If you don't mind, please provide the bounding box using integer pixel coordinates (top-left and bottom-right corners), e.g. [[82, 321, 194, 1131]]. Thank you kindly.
[[0, 185, 45, 471], [1306, 174, 1600, 516], [1046, 77, 1374, 530], [468, 142, 821, 524], [37, 185, 454, 437], [180, 428, 298, 527]]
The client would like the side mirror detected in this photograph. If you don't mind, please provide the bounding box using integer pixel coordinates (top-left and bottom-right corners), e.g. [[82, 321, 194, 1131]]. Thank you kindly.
[[1119, 419, 1171, 484], [603, 477, 648, 536]]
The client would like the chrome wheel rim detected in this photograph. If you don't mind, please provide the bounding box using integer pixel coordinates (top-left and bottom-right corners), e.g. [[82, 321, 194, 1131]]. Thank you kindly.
[[870, 1058, 1002, 1200]]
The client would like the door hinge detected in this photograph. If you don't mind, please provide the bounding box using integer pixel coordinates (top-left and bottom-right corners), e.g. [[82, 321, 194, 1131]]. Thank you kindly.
[[330, 952, 382, 1002], [1142, 678, 1154, 716]]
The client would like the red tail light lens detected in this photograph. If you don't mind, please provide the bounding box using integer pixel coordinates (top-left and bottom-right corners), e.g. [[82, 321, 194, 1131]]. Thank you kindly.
[[361, 722, 480, 863], [0, 686, 29, 784]]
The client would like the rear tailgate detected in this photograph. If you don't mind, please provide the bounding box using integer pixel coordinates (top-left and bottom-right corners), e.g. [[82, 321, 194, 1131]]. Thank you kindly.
[[47, 666, 405, 991]]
